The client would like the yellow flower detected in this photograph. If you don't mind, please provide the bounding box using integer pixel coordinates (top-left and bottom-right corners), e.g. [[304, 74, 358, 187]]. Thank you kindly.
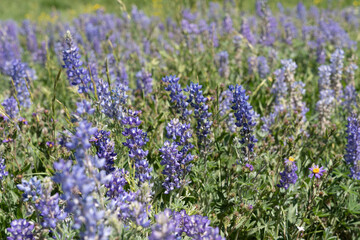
[[152, 0, 163, 17], [289, 156, 295, 162]]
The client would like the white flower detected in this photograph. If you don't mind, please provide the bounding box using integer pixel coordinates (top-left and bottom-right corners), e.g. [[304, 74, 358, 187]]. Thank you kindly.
[[297, 226, 305, 232]]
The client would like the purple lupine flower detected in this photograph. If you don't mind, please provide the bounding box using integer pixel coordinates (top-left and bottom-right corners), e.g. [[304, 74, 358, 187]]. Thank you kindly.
[[172, 209, 225, 240], [283, 19, 298, 45], [229, 85, 258, 159], [17, 177, 42, 202], [255, 0, 267, 18], [316, 89, 335, 130], [65, 120, 97, 164], [345, 116, 360, 180], [122, 110, 152, 183], [7, 219, 34, 240], [290, 81, 309, 121], [34, 178, 67, 229], [2, 97, 18, 119], [247, 56, 257, 76], [182, 9, 197, 22], [317, 65, 335, 130], [309, 164, 326, 179], [166, 118, 192, 145], [342, 85, 357, 112], [150, 209, 225, 240], [22, 20, 40, 63], [105, 168, 128, 199], [209, 22, 219, 48], [330, 49, 344, 98], [257, 56, 269, 79], [222, 15, 233, 34], [280, 59, 297, 85], [241, 19, 256, 45], [5, 59, 34, 108], [345, 63, 358, 85], [0, 21, 21, 72], [278, 157, 298, 189], [113, 185, 151, 228], [261, 104, 285, 132], [271, 68, 288, 104], [76, 100, 95, 116], [92, 130, 117, 173], [184, 82, 213, 148], [260, 16, 277, 46], [149, 209, 177, 240], [162, 75, 192, 121], [62, 31, 92, 94], [159, 140, 193, 194], [215, 51, 229, 78], [0, 158, 8, 181], [136, 69, 153, 96], [318, 65, 332, 91], [98, 81, 128, 121], [53, 158, 111, 238], [296, 2, 307, 21], [219, 89, 236, 133], [161, 118, 194, 193]]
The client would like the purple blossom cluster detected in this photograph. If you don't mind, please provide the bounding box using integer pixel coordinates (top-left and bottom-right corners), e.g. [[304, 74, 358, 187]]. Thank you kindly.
[[122, 110, 152, 183], [150, 209, 225, 240], [54, 119, 111, 238], [104, 168, 152, 228], [21, 20, 46, 64], [0, 158, 8, 181], [159, 140, 194, 194], [62, 31, 92, 94], [76, 100, 95, 116], [17, 177, 42, 202], [136, 69, 153, 96], [277, 157, 298, 189], [219, 89, 236, 133], [92, 130, 117, 173], [160, 118, 194, 194], [262, 59, 308, 132], [2, 97, 18, 119], [229, 84, 258, 159], [113, 187, 151, 228], [0, 21, 21, 72], [248, 56, 270, 79], [7, 219, 34, 240], [330, 49, 344, 98], [215, 51, 229, 78], [105, 168, 128, 199], [185, 82, 213, 149], [98, 83, 128, 121], [345, 116, 360, 180], [17, 177, 66, 229], [162, 75, 191, 121], [54, 157, 111, 239], [4, 59, 35, 108]]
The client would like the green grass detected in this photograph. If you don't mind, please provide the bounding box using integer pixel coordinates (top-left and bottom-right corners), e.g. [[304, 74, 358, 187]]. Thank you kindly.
[[0, 0, 356, 22]]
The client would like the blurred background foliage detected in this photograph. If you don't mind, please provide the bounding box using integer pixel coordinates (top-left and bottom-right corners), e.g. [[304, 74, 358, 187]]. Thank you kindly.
[[0, 0, 357, 22]]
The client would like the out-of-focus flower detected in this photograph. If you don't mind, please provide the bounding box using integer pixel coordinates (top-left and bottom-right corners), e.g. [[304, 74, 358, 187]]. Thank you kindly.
[[7, 219, 34, 240]]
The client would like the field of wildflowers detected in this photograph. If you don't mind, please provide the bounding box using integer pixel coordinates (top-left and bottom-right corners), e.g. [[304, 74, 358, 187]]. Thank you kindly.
[[0, 0, 360, 239]]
